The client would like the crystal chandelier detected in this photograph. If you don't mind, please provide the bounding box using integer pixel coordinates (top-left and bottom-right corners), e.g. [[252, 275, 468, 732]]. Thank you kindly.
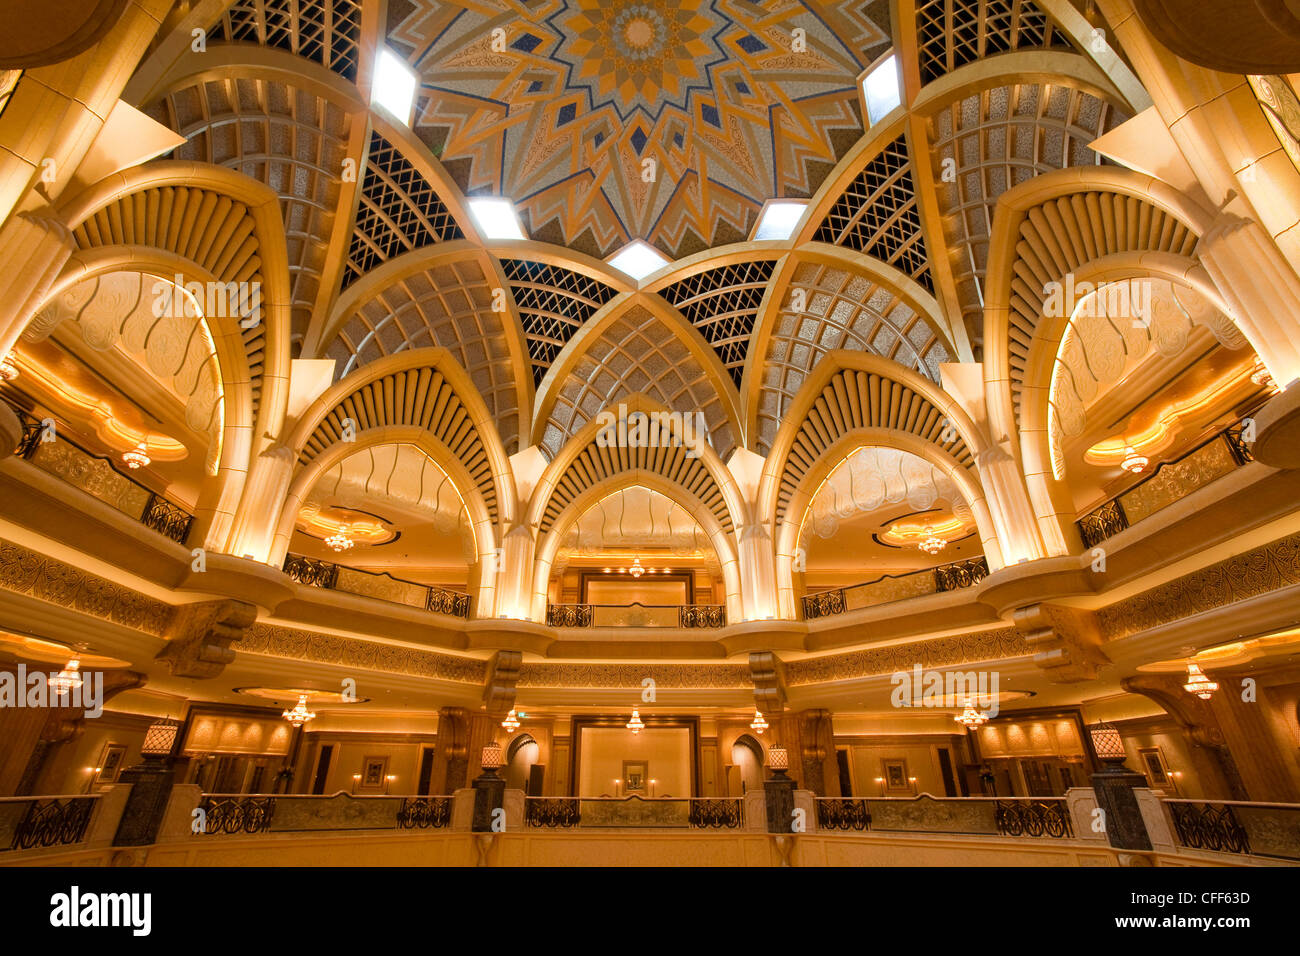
[[48, 658, 83, 692], [501, 708, 520, 733], [629, 556, 645, 578], [1183, 662, 1218, 699], [0, 353, 17, 382], [749, 709, 768, 734], [281, 694, 316, 726], [919, 531, 947, 555], [626, 708, 645, 734], [954, 701, 989, 728], [1120, 446, 1148, 474], [325, 525, 355, 552], [122, 442, 151, 469]]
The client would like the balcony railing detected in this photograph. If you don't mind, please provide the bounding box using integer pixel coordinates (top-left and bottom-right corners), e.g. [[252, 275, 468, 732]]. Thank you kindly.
[[814, 798, 871, 831], [686, 798, 743, 828], [525, 797, 581, 828], [1163, 798, 1300, 860], [1167, 800, 1251, 855], [1076, 418, 1256, 549], [546, 603, 726, 628], [9, 405, 195, 546], [802, 556, 990, 620], [993, 798, 1073, 838], [282, 554, 470, 618], [0, 795, 98, 851], [198, 793, 455, 835], [523, 796, 741, 828]]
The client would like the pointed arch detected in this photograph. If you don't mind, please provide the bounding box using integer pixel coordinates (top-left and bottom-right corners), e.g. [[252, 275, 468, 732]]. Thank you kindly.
[[531, 297, 743, 461]]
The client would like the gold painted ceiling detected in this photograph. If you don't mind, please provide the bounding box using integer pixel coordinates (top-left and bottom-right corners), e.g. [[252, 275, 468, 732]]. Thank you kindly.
[[387, 0, 892, 258]]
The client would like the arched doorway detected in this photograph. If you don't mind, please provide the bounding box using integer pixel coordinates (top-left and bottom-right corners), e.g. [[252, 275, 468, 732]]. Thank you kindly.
[[731, 734, 764, 794], [505, 734, 540, 793]]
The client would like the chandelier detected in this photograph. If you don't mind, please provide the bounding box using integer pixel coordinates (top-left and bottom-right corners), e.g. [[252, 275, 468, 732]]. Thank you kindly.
[[48, 658, 83, 692], [501, 708, 520, 733], [626, 708, 645, 734], [122, 442, 151, 469], [1183, 662, 1218, 699], [750, 709, 768, 734], [919, 531, 947, 555], [0, 353, 17, 382], [281, 694, 316, 726], [953, 701, 989, 728], [1120, 446, 1149, 474], [325, 525, 355, 552], [629, 556, 645, 578]]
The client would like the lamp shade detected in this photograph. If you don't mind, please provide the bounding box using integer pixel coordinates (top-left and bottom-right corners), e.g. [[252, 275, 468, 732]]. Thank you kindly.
[[480, 741, 503, 770], [767, 746, 789, 770], [141, 718, 180, 756], [1089, 723, 1126, 762]]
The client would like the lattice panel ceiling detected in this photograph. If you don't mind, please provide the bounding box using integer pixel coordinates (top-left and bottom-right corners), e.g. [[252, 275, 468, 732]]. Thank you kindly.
[[915, 0, 1074, 85], [344, 131, 464, 290], [325, 259, 521, 454], [775, 367, 975, 524], [814, 136, 934, 294], [300, 366, 501, 525], [755, 260, 952, 455], [658, 260, 777, 387], [501, 259, 619, 385], [211, 0, 364, 81], [929, 82, 1129, 351], [148, 77, 351, 349], [541, 306, 736, 462]]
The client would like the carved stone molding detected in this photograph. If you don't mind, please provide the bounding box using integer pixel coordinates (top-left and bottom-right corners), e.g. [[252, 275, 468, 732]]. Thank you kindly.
[[0, 539, 171, 635], [238, 623, 486, 683], [516, 663, 750, 689], [482, 649, 522, 715], [784, 628, 1029, 686], [1012, 604, 1110, 683], [155, 599, 256, 679], [1096, 531, 1300, 641], [749, 651, 787, 713]]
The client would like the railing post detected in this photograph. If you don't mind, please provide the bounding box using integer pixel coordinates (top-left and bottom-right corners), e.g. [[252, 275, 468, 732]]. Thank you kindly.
[[111, 755, 178, 848], [1090, 765, 1153, 852]]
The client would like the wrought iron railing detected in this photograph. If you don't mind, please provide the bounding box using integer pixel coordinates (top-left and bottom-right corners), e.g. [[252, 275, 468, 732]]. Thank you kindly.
[[1076, 417, 1259, 548], [993, 799, 1073, 838], [1, 796, 97, 851], [678, 605, 725, 628], [802, 555, 989, 620], [524, 797, 581, 828], [396, 796, 452, 829], [198, 795, 276, 835], [1166, 801, 1252, 855], [546, 604, 593, 627], [281, 553, 470, 618], [687, 798, 742, 828], [814, 798, 872, 831], [545, 603, 726, 628], [7, 403, 195, 545]]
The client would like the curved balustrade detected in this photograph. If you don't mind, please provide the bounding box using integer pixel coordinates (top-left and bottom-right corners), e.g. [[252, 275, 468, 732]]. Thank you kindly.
[[802, 556, 989, 620], [282, 554, 469, 619], [546, 603, 726, 628]]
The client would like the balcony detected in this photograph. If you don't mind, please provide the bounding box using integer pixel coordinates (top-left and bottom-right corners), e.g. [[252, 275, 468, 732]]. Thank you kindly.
[[801, 556, 990, 621]]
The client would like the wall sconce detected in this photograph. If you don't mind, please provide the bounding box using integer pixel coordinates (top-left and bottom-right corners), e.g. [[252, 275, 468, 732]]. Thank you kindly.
[[874, 775, 884, 796], [351, 773, 361, 794], [384, 774, 396, 795], [908, 776, 918, 794]]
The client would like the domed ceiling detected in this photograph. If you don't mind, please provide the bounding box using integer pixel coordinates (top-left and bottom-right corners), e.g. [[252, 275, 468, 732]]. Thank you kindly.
[[387, 0, 892, 258]]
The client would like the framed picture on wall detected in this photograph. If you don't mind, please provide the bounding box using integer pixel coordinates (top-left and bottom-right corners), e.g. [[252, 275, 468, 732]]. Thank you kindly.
[[94, 743, 127, 784], [1138, 747, 1171, 789], [360, 756, 388, 790], [881, 758, 911, 794], [622, 760, 647, 794]]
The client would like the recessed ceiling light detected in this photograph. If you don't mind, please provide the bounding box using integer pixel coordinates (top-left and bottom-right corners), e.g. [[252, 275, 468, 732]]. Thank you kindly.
[[862, 53, 900, 126], [607, 240, 671, 281], [468, 197, 527, 240], [754, 201, 807, 241], [372, 47, 419, 125]]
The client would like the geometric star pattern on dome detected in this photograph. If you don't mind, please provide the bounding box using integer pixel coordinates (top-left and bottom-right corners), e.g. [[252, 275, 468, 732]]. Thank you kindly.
[[388, 0, 889, 258]]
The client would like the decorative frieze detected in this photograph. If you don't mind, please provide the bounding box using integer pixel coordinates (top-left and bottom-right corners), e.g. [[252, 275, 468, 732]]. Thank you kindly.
[[238, 623, 486, 683], [516, 663, 751, 689], [785, 628, 1028, 685]]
